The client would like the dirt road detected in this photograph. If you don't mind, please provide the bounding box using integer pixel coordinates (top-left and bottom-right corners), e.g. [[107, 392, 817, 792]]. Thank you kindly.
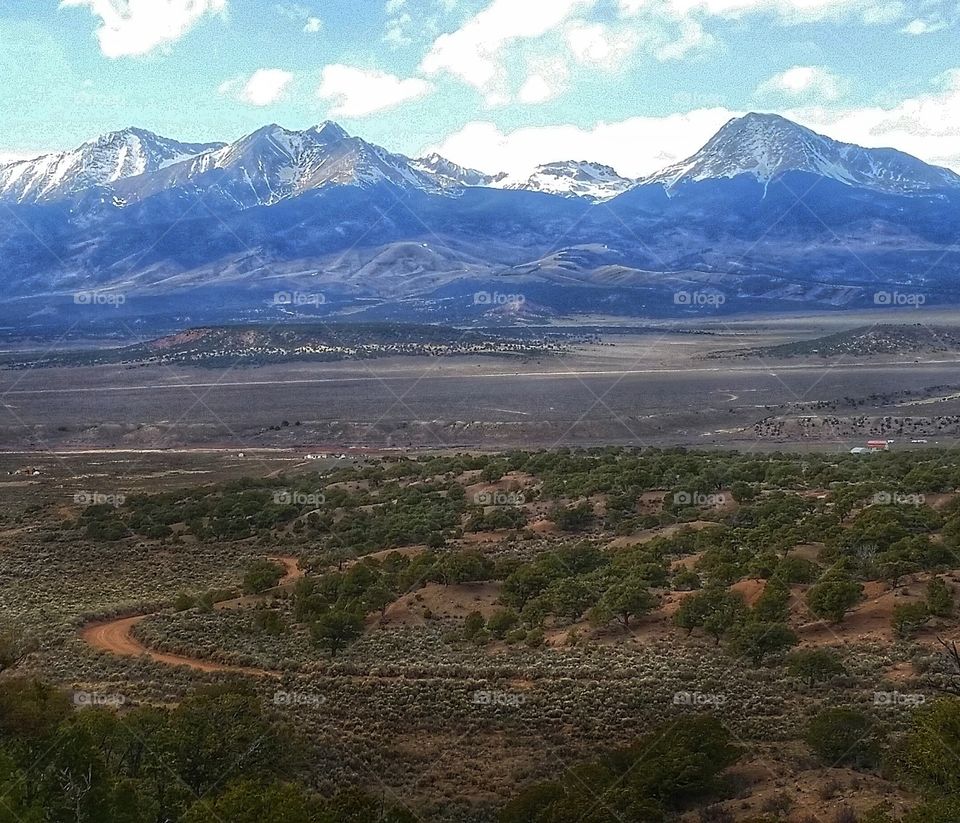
[[80, 556, 303, 677]]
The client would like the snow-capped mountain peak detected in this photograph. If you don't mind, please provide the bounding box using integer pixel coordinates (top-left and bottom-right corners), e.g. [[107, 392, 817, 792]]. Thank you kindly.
[[0, 128, 223, 204], [644, 112, 960, 195], [111, 122, 450, 208], [410, 153, 504, 188], [495, 160, 635, 202], [307, 121, 351, 144]]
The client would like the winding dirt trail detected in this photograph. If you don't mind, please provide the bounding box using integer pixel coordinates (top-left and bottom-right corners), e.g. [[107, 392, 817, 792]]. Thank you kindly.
[[80, 556, 303, 678]]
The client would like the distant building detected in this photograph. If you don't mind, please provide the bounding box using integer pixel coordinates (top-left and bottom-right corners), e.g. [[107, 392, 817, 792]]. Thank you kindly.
[[850, 447, 870, 455], [867, 441, 889, 451]]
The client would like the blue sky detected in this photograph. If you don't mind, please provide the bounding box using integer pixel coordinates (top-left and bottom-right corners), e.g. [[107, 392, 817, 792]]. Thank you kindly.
[[2, 0, 959, 176]]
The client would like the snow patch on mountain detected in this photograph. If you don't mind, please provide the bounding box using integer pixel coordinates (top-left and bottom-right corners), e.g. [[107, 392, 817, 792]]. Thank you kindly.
[[120, 123, 458, 207], [410, 153, 505, 189], [494, 161, 635, 202], [0, 128, 224, 204]]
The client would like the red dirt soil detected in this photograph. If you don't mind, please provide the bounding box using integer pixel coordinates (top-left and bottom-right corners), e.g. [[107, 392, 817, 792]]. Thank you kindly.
[[79, 556, 302, 677]]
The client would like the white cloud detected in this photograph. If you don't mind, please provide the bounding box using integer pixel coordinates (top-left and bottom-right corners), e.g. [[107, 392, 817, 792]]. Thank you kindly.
[[420, 0, 595, 104], [275, 1, 308, 18], [317, 65, 434, 118], [564, 16, 710, 67], [274, 2, 321, 31], [757, 65, 844, 101], [219, 69, 294, 107], [384, 12, 413, 46], [517, 75, 554, 104], [426, 109, 738, 177], [901, 17, 948, 34], [618, 0, 907, 24], [518, 58, 570, 104], [789, 69, 960, 171], [655, 17, 714, 59], [428, 69, 960, 178], [565, 21, 639, 70], [59, 0, 227, 58], [860, 2, 905, 24]]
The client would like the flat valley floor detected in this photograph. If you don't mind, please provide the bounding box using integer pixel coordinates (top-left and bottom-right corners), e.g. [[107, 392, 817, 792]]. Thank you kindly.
[[3, 308, 960, 454]]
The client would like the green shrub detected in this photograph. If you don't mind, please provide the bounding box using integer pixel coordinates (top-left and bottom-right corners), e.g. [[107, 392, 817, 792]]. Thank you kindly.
[[805, 708, 882, 769]]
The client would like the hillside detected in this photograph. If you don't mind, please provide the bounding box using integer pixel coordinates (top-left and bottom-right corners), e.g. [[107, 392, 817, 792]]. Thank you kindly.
[[716, 324, 960, 360], [3, 323, 571, 368]]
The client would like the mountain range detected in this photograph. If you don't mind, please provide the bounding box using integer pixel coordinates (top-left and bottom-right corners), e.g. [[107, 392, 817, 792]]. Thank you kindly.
[[2, 112, 959, 328]]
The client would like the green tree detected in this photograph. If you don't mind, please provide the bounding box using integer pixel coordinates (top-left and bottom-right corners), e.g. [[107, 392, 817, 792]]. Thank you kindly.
[[786, 649, 845, 686], [462, 611, 486, 640], [363, 585, 394, 621], [545, 577, 596, 623], [730, 482, 758, 503], [441, 551, 494, 584], [498, 716, 739, 822], [896, 698, 960, 797], [726, 622, 798, 667], [598, 579, 657, 630], [166, 688, 294, 796], [253, 609, 285, 636], [927, 577, 955, 618], [310, 611, 363, 658], [243, 560, 285, 595], [0, 679, 72, 739], [173, 591, 197, 612], [806, 577, 864, 624], [805, 708, 881, 769], [501, 565, 551, 610], [752, 580, 791, 623], [893, 602, 930, 639], [773, 555, 819, 585], [877, 552, 920, 589], [617, 715, 740, 804], [902, 797, 960, 823], [0, 751, 44, 823], [183, 780, 324, 823], [0, 624, 38, 675], [551, 503, 595, 532], [325, 546, 356, 572], [673, 569, 702, 591], [487, 608, 520, 639], [499, 783, 567, 823], [673, 587, 748, 644]]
